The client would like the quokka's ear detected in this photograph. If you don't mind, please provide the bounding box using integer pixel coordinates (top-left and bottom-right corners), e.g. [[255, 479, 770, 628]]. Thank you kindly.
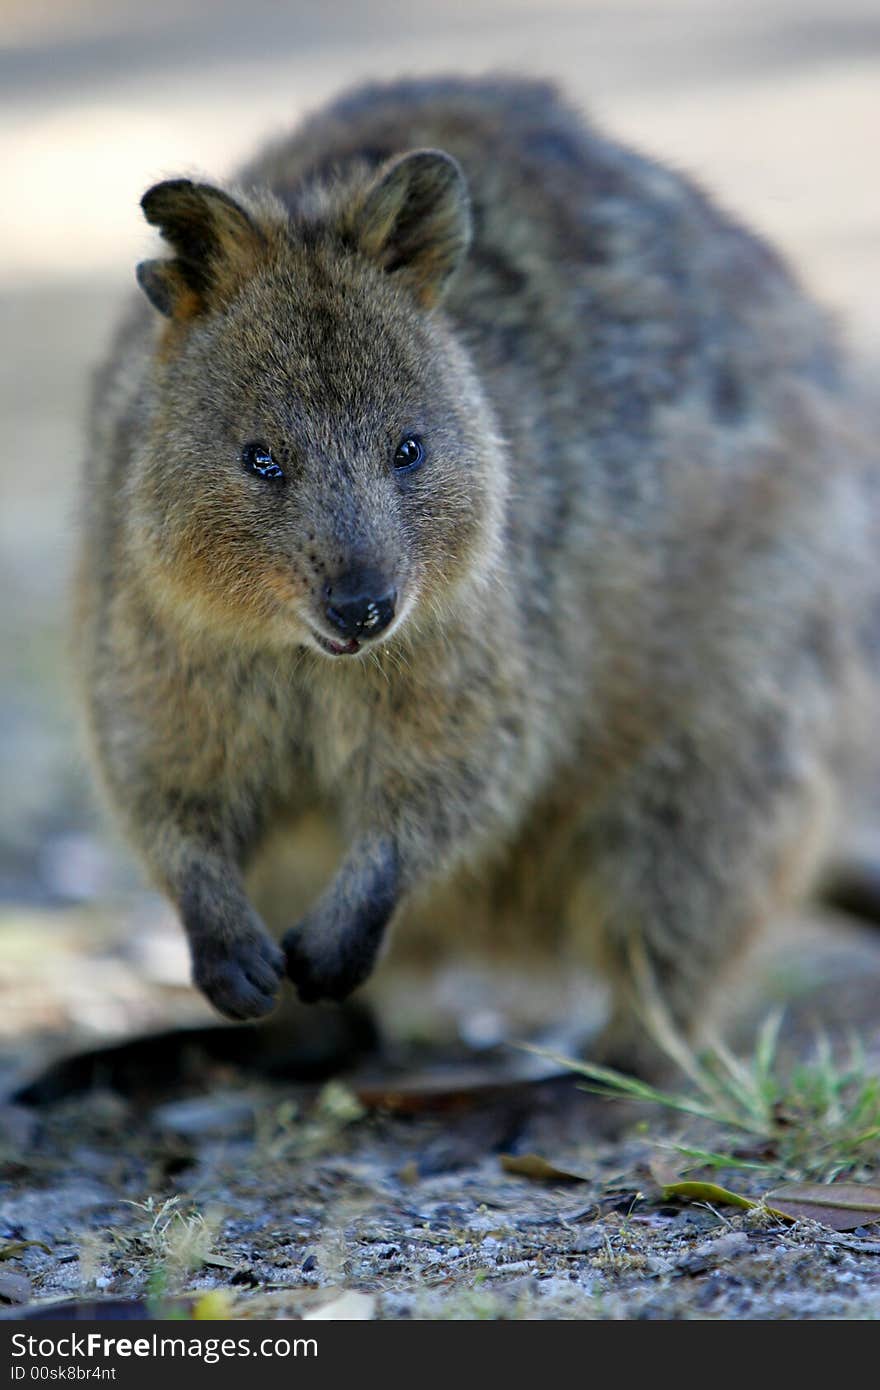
[[353, 149, 471, 308], [136, 179, 267, 319]]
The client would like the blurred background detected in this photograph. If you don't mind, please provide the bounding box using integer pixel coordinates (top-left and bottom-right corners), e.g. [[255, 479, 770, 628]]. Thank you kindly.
[[2, 0, 880, 1086]]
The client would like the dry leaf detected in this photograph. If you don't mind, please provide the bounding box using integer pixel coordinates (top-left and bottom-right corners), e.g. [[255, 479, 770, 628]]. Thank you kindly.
[[191, 1289, 235, 1319], [500, 1153, 590, 1183], [0, 1241, 51, 1260], [658, 1180, 756, 1211], [304, 1290, 375, 1320], [354, 1052, 569, 1114], [764, 1183, 880, 1232]]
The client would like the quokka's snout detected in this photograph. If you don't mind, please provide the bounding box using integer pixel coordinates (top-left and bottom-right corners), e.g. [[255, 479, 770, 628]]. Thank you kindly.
[[323, 570, 398, 639], [306, 567, 400, 657]]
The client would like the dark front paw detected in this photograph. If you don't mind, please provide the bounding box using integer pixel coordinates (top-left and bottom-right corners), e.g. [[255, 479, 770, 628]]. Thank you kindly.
[[192, 930, 285, 1021], [282, 931, 375, 1004], [283, 838, 398, 1004]]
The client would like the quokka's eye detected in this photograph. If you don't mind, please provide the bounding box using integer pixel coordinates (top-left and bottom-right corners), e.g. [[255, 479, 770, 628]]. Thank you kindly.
[[242, 441, 284, 480], [393, 435, 425, 472]]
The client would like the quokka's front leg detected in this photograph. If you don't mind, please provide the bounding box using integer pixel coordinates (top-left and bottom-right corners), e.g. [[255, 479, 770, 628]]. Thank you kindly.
[[176, 842, 286, 1019], [137, 809, 286, 1020]]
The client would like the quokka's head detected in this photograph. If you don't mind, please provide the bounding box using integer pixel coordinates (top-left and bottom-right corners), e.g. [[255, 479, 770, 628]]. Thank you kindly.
[[130, 151, 506, 658]]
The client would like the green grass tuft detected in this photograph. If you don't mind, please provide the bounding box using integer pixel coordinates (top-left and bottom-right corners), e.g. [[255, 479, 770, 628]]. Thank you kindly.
[[527, 1012, 880, 1183]]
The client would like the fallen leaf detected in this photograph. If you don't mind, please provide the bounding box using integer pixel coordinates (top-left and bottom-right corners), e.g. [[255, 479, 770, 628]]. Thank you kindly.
[[764, 1183, 880, 1232], [500, 1153, 590, 1183], [658, 1180, 756, 1211], [354, 1052, 570, 1114], [0, 1241, 51, 1260], [303, 1290, 375, 1320], [191, 1289, 235, 1320]]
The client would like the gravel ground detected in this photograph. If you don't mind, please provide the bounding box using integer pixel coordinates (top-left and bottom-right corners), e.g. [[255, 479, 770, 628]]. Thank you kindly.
[[4, 1043, 880, 1321], [2, 904, 880, 1320], [5, 1082, 880, 1322]]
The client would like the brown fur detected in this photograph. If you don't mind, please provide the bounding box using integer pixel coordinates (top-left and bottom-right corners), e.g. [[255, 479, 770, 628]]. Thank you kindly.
[[77, 77, 879, 1066]]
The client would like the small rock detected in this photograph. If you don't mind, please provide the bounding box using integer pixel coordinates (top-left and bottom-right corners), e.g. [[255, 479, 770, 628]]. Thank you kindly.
[[676, 1231, 751, 1275], [301, 1253, 318, 1273], [570, 1227, 606, 1254], [151, 1095, 255, 1139], [0, 1270, 32, 1305]]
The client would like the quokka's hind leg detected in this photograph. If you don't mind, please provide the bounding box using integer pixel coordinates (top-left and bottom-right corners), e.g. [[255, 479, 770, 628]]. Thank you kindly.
[[577, 725, 838, 1079]]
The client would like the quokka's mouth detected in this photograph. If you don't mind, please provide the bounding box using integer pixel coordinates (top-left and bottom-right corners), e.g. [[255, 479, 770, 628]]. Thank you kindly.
[[310, 628, 361, 657], [305, 594, 413, 658]]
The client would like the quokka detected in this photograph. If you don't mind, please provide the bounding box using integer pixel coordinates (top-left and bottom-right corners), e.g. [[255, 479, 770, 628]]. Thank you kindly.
[[77, 77, 879, 1072]]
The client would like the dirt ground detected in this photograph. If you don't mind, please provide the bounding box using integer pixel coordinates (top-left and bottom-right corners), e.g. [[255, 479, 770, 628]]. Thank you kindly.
[[2, 0, 880, 1321]]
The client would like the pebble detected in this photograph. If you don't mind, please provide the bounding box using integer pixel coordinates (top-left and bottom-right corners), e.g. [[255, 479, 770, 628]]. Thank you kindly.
[[0, 1270, 32, 1305], [150, 1095, 255, 1139], [676, 1231, 751, 1275]]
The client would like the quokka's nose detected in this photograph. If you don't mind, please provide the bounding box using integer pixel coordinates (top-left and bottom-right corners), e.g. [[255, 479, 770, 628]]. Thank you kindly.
[[323, 571, 397, 640]]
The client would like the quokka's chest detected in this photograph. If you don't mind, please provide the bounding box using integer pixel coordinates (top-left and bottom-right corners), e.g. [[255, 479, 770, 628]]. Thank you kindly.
[[300, 674, 389, 796]]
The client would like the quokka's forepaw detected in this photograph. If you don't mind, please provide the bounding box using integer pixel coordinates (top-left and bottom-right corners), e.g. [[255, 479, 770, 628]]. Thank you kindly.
[[192, 931, 285, 1021], [282, 929, 369, 1004]]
